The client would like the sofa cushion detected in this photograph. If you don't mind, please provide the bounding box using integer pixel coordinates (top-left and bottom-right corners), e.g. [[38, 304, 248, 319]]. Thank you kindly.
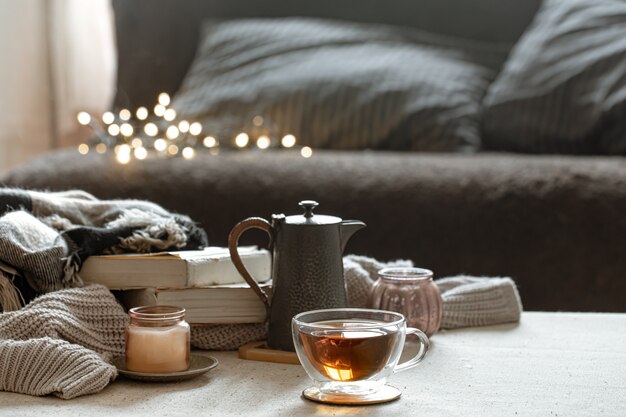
[[171, 18, 507, 152], [111, 0, 542, 109], [483, 0, 626, 154]]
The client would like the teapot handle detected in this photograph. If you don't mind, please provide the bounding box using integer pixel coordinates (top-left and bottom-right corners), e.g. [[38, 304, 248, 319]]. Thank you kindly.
[[228, 217, 272, 308]]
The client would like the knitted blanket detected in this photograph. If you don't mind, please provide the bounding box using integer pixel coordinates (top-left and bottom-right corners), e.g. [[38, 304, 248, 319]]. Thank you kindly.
[[0, 256, 522, 399], [0, 188, 208, 310]]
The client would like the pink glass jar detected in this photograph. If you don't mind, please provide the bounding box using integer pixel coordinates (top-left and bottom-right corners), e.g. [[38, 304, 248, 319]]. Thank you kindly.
[[367, 267, 442, 336]]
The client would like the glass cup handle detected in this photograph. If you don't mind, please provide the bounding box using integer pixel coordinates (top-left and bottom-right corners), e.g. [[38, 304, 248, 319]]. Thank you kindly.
[[394, 327, 430, 373]]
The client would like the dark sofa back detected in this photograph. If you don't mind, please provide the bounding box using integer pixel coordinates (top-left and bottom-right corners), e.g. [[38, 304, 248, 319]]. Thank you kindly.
[[112, 0, 542, 109]]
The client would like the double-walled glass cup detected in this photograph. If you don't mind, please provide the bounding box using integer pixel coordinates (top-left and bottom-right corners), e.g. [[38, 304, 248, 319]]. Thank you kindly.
[[292, 308, 429, 402]]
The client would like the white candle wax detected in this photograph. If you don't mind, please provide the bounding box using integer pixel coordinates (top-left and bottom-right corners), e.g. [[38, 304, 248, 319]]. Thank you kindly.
[[126, 324, 190, 373]]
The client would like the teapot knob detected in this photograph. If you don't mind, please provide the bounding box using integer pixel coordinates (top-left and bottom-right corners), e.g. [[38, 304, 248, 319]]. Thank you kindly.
[[299, 200, 319, 218]]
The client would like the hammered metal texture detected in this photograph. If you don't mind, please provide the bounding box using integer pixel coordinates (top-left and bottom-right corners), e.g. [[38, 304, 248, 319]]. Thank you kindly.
[[268, 224, 347, 351]]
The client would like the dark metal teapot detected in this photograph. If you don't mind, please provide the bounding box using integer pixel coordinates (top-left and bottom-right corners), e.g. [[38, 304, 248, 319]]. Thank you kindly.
[[228, 200, 365, 351]]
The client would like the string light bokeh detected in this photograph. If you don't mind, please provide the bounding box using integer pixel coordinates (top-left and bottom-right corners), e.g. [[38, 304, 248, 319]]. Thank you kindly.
[[76, 93, 313, 164]]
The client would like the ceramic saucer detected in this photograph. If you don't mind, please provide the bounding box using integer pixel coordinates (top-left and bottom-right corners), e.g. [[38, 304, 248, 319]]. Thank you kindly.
[[112, 353, 218, 382], [302, 385, 401, 405]]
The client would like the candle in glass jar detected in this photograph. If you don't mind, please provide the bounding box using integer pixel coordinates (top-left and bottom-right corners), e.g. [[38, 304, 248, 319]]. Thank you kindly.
[[125, 306, 190, 373]]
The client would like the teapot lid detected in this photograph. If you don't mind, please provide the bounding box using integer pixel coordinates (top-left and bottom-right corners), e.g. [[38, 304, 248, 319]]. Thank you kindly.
[[283, 201, 341, 225]]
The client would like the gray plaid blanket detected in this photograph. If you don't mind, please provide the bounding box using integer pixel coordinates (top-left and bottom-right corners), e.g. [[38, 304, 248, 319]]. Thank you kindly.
[[0, 188, 208, 310]]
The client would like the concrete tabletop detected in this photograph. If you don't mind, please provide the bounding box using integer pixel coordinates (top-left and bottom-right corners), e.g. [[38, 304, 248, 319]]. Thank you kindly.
[[1, 312, 625, 417]]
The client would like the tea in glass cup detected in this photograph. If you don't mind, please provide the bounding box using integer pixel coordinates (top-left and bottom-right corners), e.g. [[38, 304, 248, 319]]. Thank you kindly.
[[292, 308, 429, 404]]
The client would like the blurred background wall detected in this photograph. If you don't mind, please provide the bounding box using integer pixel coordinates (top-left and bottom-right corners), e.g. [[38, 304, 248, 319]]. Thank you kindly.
[[0, 0, 116, 173]]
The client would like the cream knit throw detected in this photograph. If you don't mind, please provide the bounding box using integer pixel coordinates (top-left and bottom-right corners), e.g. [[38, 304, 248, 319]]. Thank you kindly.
[[0, 256, 522, 399], [436, 276, 522, 328], [0, 285, 128, 399], [343, 255, 523, 328]]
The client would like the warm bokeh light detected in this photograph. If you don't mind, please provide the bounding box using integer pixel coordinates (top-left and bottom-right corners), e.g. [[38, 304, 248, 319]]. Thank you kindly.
[[164, 108, 177, 121], [281, 134, 296, 148], [78, 104, 309, 160], [102, 112, 115, 125], [144, 123, 158, 137], [178, 120, 190, 133], [166, 125, 180, 140], [167, 144, 179, 155], [119, 109, 131, 121], [107, 124, 120, 136], [116, 152, 131, 164], [77, 112, 91, 126], [120, 123, 134, 137], [158, 92, 171, 106], [235, 133, 249, 148], [136, 107, 148, 120], [182, 147, 195, 159], [154, 104, 166, 117], [301, 146, 313, 158], [154, 138, 167, 151], [203, 136, 217, 148], [256, 135, 271, 149], [115, 144, 131, 164], [189, 122, 202, 136], [134, 146, 148, 160]]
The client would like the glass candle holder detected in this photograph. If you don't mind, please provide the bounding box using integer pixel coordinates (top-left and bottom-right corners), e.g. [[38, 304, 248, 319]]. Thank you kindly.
[[125, 306, 190, 373], [367, 268, 442, 337]]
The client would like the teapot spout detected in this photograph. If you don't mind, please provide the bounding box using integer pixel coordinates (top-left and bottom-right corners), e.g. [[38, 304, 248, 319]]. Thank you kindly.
[[340, 220, 366, 253]]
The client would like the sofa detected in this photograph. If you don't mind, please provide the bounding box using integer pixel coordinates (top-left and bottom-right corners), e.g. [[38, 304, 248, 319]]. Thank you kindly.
[[2, 0, 626, 312]]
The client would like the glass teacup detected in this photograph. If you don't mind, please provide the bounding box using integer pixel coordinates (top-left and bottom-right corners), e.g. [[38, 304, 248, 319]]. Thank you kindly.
[[292, 308, 429, 403]]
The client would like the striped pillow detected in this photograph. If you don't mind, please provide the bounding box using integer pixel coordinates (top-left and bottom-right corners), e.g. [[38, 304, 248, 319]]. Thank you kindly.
[[171, 18, 507, 152], [483, 0, 626, 154]]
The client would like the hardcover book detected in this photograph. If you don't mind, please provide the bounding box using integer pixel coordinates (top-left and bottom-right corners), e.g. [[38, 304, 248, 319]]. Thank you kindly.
[[116, 282, 270, 324], [79, 246, 270, 289]]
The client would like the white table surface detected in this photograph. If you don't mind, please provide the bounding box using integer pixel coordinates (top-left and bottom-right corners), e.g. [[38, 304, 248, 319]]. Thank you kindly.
[[1, 312, 625, 417]]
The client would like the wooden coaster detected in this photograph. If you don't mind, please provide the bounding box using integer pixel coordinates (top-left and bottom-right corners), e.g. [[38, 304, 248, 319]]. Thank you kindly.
[[238, 341, 300, 364]]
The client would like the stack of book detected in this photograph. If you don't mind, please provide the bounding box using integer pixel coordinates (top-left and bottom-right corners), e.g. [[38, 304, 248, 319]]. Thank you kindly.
[[79, 246, 271, 324]]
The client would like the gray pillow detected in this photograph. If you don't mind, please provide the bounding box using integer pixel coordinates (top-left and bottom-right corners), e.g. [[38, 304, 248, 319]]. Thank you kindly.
[[483, 0, 626, 154], [171, 18, 507, 152]]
